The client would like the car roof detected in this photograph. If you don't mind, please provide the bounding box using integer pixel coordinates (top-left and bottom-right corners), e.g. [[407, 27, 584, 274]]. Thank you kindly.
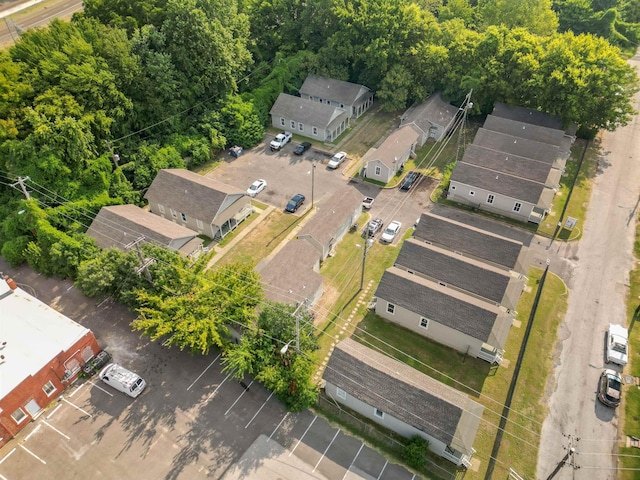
[[608, 324, 628, 338], [291, 193, 304, 200]]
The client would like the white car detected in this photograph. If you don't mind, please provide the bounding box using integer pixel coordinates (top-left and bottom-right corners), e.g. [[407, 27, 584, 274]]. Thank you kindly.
[[247, 179, 267, 197], [270, 131, 292, 151], [327, 151, 347, 169], [606, 323, 628, 365], [381, 221, 402, 243]]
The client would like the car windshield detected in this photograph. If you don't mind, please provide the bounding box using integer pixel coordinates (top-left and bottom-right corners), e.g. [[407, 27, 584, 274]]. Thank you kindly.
[[612, 341, 627, 353], [250, 184, 257, 190], [606, 376, 621, 399], [384, 227, 395, 234]]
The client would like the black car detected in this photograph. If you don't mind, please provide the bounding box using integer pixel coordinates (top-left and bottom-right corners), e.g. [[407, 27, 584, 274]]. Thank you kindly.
[[294, 142, 312, 155], [400, 170, 420, 191], [285, 193, 306, 212]]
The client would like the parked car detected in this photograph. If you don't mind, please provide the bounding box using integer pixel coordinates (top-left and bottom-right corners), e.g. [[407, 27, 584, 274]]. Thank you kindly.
[[598, 369, 622, 407], [270, 131, 292, 151], [285, 193, 305, 213], [81, 350, 112, 377], [327, 151, 347, 169], [381, 221, 402, 243], [606, 323, 628, 365], [100, 363, 147, 398], [400, 171, 420, 191], [247, 179, 267, 197], [294, 142, 312, 155], [366, 218, 384, 237], [229, 145, 243, 158], [362, 196, 375, 209]]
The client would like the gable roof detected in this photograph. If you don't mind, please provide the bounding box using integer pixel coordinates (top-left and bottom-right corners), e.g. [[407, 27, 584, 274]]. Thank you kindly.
[[462, 144, 553, 184], [413, 213, 523, 270], [87, 204, 201, 253], [395, 239, 511, 305], [144, 169, 243, 225], [298, 186, 362, 246], [473, 128, 561, 165], [400, 92, 458, 134], [270, 93, 349, 129], [299, 74, 371, 105], [492, 102, 566, 130], [451, 161, 546, 204], [323, 338, 484, 453], [483, 115, 567, 147], [362, 126, 420, 168]]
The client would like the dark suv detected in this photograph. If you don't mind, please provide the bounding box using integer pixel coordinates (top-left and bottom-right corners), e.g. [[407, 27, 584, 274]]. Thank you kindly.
[[285, 193, 305, 213], [400, 171, 420, 191]]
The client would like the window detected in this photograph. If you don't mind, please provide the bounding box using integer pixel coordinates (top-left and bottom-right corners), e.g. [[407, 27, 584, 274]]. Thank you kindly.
[[419, 317, 429, 329], [11, 408, 27, 424], [487, 194, 494, 204], [513, 202, 522, 212], [327, 100, 331, 105], [42, 381, 56, 396], [312, 127, 318, 136], [336, 388, 346, 400], [340, 103, 345, 109], [387, 303, 395, 315], [180, 213, 187, 222], [469, 191, 475, 196], [158, 204, 165, 214], [374, 408, 385, 419], [298, 122, 303, 131], [280, 117, 285, 126], [450, 185, 456, 190], [291, 120, 296, 129], [196, 219, 204, 229], [375, 166, 381, 176], [170, 208, 177, 218]]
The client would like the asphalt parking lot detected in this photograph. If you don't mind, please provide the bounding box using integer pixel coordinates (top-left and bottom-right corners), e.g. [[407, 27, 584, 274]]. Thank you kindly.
[[0, 259, 420, 479]]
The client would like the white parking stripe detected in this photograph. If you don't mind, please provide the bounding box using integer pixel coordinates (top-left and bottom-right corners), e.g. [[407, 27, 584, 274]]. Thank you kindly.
[[46, 403, 63, 419], [224, 380, 254, 416], [376, 460, 388, 480], [290, 416, 317, 456], [68, 383, 84, 397], [313, 429, 340, 472], [19, 445, 46, 464], [188, 354, 220, 391], [88, 381, 113, 396], [0, 472, 9, 480], [269, 412, 290, 440], [42, 420, 70, 440], [0, 448, 16, 464], [61, 397, 93, 417], [24, 424, 41, 442], [342, 442, 364, 480], [205, 371, 233, 403], [244, 391, 274, 429]]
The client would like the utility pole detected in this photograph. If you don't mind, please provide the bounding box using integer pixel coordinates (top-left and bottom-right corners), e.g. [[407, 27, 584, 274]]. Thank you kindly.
[[125, 237, 154, 284], [454, 89, 473, 163], [565, 434, 580, 471], [281, 299, 308, 355], [106, 141, 120, 167], [360, 238, 373, 291], [11, 176, 31, 200]]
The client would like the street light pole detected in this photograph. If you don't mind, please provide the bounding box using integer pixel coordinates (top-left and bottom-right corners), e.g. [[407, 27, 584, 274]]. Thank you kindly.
[[311, 162, 316, 209], [360, 238, 374, 291]]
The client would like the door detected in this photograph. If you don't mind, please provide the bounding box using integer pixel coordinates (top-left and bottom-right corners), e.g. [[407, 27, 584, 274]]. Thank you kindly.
[[24, 399, 42, 418]]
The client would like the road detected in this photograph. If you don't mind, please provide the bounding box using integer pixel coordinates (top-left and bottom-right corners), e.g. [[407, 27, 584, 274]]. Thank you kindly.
[[0, 0, 82, 47], [536, 51, 640, 479]]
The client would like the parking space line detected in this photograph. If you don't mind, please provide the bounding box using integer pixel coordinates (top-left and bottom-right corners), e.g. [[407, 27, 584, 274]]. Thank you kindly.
[[204, 371, 232, 403], [411, 475, 415, 480], [68, 383, 85, 397], [224, 380, 254, 416], [88, 381, 113, 396], [61, 397, 93, 417], [19, 445, 46, 464], [342, 442, 364, 480], [289, 416, 317, 456], [42, 420, 70, 440], [188, 354, 220, 391], [46, 403, 63, 419], [24, 424, 41, 442], [0, 472, 8, 480], [269, 412, 290, 440], [313, 429, 340, 472], [244, 391, 274, 429], [376, 460, 388, 480], [0, 448, 16, 465]]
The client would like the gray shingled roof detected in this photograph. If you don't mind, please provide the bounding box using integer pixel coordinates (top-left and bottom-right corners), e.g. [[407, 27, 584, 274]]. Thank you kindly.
[[362, 126, 420, 168], [483, 115, 566, 147], [462, 144, 552, 184], [473, 128, 560, 165], [451, 161, 545, 204], [323, 338, 484, 452], [492, 102, 566, 130], [400, 92, 458, 133], [144, 169, 244, 225], [375, 268, 499, 341], [86, 204, 201, 253], [413, 213, 523, 270], [259, 240, 323, 305], [299, 74, 371, 105], [269, 93, 349, 129], [395, 239, 510, 305]]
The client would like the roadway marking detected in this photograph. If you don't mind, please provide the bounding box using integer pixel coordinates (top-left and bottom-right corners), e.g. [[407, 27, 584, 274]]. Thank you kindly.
[[42, 420, 70, 440], [0, 472, 8, 480], [376, 460, 388, 480], [269, 412, 290, 440], [225, 380, 254, 416], [88, 381, 113, 396], [0, 448, 16, 464], [68, 383, 85, 397], [290, 416, 317, 456], [19, 445, 46, 464], [188, 354, 220, 391], [24, 424, 41, 442], [342, 442, 364, 480], [313, 429, 340, 472], [46, 403, 63, 419], [204, 372, 232, 403], [61, 397, 93, 417], [244, 391, 274, 429]]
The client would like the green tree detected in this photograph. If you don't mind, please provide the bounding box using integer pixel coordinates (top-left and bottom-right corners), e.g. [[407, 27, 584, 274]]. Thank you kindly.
[[478, 0, 559, 36], [438, 0, 475, 24]]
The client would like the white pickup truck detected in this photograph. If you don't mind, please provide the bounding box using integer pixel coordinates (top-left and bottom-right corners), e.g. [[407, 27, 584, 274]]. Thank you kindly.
[[270, 131, 292, 151], [362, 196, 374, 209]]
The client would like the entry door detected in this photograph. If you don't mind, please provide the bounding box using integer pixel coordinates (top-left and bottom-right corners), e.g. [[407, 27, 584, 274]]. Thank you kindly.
[[24, 399, 42, 418]]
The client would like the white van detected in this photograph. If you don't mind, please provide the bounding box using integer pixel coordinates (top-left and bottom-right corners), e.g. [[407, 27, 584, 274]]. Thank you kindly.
[[99, 363, 147, 398]]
